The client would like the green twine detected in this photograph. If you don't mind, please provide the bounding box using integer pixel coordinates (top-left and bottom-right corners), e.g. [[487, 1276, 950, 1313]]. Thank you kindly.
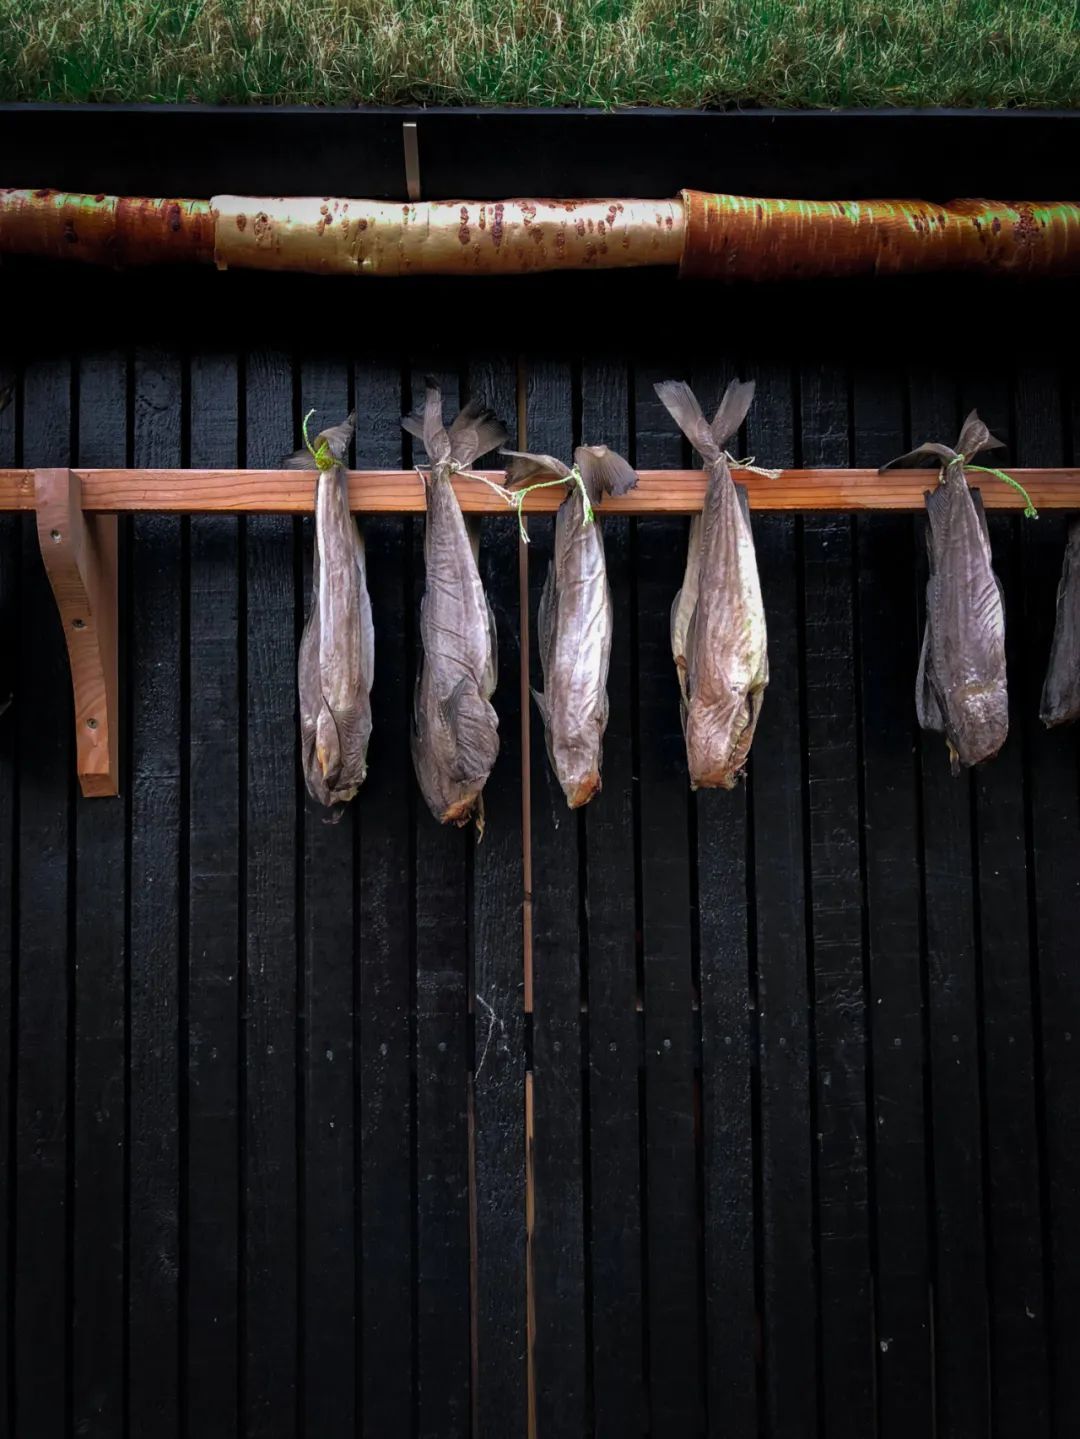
[[302, 408, 338, 473], [955, 455, 1038, 519], [511, 464, 593, 545]]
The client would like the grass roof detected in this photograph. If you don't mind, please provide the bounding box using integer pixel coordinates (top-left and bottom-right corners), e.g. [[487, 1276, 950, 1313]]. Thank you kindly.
[[0, 0, 1076, 108]]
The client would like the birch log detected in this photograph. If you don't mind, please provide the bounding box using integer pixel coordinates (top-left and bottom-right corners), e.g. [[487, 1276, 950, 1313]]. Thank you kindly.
[[2, 187, 1078, 279]]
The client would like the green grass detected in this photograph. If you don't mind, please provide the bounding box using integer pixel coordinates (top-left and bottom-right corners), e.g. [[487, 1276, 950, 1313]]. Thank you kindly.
[[0, 0, 1076, 107]]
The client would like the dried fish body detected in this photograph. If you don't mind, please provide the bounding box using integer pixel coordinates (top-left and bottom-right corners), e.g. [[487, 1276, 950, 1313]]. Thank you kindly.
[[289, 411, 375, 808], [502, 445, 638, 807], [882, 411, 1009, 770], [403, 379, 508, 827], [656, 378, 768, 789], [1040, 518, 1080, 726]]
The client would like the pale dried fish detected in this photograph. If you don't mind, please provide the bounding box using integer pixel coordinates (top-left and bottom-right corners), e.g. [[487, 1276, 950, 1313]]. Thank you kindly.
[[882, 410, 1009, 770], [655, 377, 767, 789], [503, 444, 638, 807], [288, 409, 374, 809], [1040, 518, 1080, 727], [403, 378, 508, 828]]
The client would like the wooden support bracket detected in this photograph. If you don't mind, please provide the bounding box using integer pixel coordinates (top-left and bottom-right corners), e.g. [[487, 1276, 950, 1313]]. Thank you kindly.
[[34, 468, 119, 797]]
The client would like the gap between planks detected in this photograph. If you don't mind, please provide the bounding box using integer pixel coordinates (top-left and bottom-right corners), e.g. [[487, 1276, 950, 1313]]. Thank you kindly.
[[2, 468, 1079, 513]]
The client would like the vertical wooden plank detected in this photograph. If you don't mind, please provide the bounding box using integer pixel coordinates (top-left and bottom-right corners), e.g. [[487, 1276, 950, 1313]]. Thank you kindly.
[[745, 361, 818, 1439], [0, 356, 16, 1439], [243, 349, 299, 1438], [467, 354, 527, 1439], [689, 356, 756, 1439], [799, 364, 875, 1438], [1016, 367, 1078, 1439], [633, 363, 703, 1438], [403, 363, 470, 1439], [963, 370, 1051, 1439], [187, 350, 241, 1439], [128, 348, 183, 1439], [851, 369, 932, 1439], [298, 355, 359, 1439], [356, 362, 413, 1436], [525, 357, 587, 1438], [14, 357, 72, 1439], [73, 350, 128, 1439], [581, 358, 646, 1437], [908, 371, 989, 1439]]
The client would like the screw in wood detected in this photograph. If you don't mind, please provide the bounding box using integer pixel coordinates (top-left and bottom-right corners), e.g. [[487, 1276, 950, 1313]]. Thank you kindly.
[[86, 717, 98, 730], [72, 618, 85, 630], [49, 528, 62, 543]]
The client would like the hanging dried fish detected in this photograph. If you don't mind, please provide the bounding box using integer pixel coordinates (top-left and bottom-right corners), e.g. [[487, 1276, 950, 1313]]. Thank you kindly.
[[288, 409, 375, 809], [655, 377, 768, 789], [502, 444, 638, 807], [1040, 519, 1080, 727], [403, 379, 508, 829], [881, 410, 1023, 771]]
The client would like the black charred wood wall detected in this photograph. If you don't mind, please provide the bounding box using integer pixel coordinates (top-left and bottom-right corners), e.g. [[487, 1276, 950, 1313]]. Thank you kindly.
[[0, 109, 1078, 1439]]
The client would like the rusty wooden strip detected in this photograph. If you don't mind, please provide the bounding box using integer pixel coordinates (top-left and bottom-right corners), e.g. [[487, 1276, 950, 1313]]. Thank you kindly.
[[2, 468, 1079, 513]]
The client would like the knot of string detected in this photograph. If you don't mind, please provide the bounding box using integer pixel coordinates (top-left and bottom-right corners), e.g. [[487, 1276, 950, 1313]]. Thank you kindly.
[[508, 464, 593, 544], [946, 452, 1038, 519], [303, 408, 340, 473], [723, 451, 784, 480]]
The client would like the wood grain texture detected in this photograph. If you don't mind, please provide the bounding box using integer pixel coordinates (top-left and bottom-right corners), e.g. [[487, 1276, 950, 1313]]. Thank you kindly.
[[851, 370, 933, 1439], [580, 358, 646, 1437], [3, 467, 1080, 514], [71, 350, 128, 1439], [33, 469, 118, 795], [909, 368, 990, 1439], [404, 363, 471, 1439], [524, 357, 588, 1439], [689, 357, 756, 1439], [745, 362, 819, 1439], [186, 348, 243, 1439], [633, 364, 703, 1438], [128, 347, 183, 1439], [14, 357, 72, 1439], [799, 363, 875, 1439], [467, 354, 528, 1439]]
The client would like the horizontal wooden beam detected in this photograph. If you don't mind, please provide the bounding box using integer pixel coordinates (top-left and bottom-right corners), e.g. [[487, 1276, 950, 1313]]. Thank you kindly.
[[0, 468, 1077, 514]]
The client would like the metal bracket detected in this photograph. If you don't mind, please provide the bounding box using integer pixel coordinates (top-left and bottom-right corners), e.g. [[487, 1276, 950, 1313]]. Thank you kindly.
[[34, 468, 119, 797]]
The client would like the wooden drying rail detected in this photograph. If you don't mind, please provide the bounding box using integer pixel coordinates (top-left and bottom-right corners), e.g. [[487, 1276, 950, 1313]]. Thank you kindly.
[[9, 464, 1079, 799]]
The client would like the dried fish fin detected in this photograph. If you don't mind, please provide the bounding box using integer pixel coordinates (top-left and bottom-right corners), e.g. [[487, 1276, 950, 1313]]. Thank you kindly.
[[653, 380, 721, 464], [283, 411, 356, 470], [501, 449, 570, 485], [671, 513, 703, 680], [450, 397, 508, 467], [956, 408, 1005, 459], [709, 378, 756, 449], [574, 445, 638, 502], [483, 596, 499, 696], [537, 560, 557, 682], [879, 441, 958, 472], [1040, 519, 1080, 726], [402, 376, 452, 466]]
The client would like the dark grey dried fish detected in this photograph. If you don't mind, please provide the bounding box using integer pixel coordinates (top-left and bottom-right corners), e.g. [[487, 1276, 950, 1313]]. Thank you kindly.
[[287, 410, 374, 808], [1040, 518, 1080, 726], [502, 444, 638, 807], [403, 379, 507, 828], [655, 377, 767, 789], [882, 409, 1008, 771]]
